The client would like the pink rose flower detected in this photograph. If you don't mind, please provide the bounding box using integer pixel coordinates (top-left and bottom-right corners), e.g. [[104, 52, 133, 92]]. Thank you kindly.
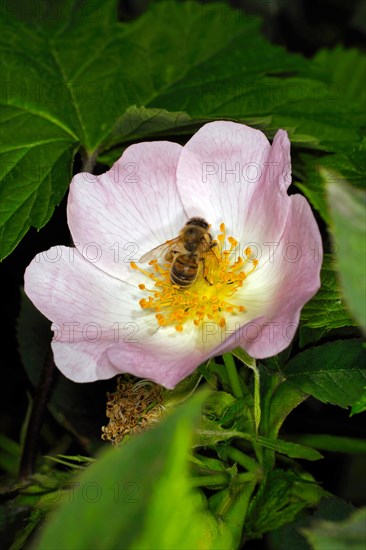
[[24, 122, 322, 388]]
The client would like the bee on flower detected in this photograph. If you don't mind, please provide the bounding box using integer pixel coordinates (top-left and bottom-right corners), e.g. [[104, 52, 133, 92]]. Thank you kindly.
[[24, 121, 322, 388]]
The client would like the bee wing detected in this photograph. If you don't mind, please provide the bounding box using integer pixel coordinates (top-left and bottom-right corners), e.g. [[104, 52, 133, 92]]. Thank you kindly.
[[139, 237, 181, 263]]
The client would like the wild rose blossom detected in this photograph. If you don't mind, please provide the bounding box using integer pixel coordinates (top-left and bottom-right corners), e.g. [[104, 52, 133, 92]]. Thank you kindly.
[[24, 121, 322, 388]]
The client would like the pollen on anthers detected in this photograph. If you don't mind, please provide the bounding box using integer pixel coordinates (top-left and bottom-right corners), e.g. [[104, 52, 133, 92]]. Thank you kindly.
[[130, 222, 258, 332]]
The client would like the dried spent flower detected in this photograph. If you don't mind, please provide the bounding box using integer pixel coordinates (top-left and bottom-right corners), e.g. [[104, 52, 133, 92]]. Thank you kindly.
[[101, 377, 165, 445]]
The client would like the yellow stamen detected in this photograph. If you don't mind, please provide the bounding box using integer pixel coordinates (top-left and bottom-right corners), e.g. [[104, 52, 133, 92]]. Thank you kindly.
[[228, 236, 238, 247], [132, 223, 258, 332]]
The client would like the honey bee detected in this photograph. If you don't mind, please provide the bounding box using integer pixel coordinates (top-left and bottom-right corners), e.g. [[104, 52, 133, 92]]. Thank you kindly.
[[139, 217, 218, 288]]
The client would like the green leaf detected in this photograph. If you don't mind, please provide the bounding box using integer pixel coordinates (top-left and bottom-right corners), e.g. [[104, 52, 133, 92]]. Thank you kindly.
[[127, 2, 308, 118], [35, 391, 231, 550], [350, 387, 366, 416], [43, 455, 92, 470], [0, 114, 76, 260], [245, 470, 317, 538], [301, 255, 356, 329], [101, 105, 198, 151], [268, 83, 363, 155], [98, 105, 207, 167], [3, 1, 365, 260], [312, 47, 366, 104], [162, 370, 202, 407], [289, 434, 366, 454], [265, 380, 308, 439], [269, 523, 312, 550], [2, 0, 141, 151], [0, 2, 257, 258], [326, 173, 366, 329], [0, 1, 157, 259], [232, 347, 256, 369], [193, 417, 241, 448], [200, 391, 255, 435], [202, 391, 237, 420], [0, 435, 21, 476], [231, 349, 261, 433], [201, 359, 231, 390], [299, 326, 329, 348], [9, 509, 44, 550], [295, 152, 333, 224], [312, 496, 357, 522], [252, 436, 323, 462], [301, 507, 366, 550], [190, 453, 226, 474], [295, 141, 365, 225], [285, 340, 366, 408], [221, 398, 255, 433], [323, 147, 366, 191], [1, 0, 126, 258], [269, 496, 356, 550], [224, 482, 257, 549], [194, 418, 322, 460]]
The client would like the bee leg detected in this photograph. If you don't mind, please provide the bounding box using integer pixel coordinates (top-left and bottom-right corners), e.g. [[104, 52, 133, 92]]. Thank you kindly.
[[200, 257, 213, 286], [209, 240, 220, 262]]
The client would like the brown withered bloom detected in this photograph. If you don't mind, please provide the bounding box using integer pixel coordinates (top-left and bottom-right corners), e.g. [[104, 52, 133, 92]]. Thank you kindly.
[[102, 377, 165, 445]]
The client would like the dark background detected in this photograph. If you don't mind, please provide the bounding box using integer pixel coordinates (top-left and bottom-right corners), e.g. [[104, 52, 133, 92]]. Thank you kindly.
[[1, 1, 365, 546]]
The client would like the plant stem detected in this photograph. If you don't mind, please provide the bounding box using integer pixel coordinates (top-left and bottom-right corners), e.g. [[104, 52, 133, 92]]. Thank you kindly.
[[223, 353, 244, 399], [19, 351, 56, 480], [236, 472, 259, 483], [231, 348, 261, 433], [81, 147, 99, 172], [224, 481, 257, 549], [221, 446, 259, 473], [252, 441, 264, 465], [251, 361, 261, 434], [191, 473, 229, 488]]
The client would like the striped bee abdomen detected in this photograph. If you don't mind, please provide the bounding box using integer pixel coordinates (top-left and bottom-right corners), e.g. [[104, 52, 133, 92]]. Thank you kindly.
[[170, 254, 199, 287]]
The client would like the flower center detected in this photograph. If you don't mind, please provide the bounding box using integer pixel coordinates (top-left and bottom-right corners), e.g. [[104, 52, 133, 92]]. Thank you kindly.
[[131, 223, 258, 332]]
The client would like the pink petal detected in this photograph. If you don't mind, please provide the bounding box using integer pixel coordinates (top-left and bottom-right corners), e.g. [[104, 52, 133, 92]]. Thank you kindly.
[[51, 331, 206, 386], [107, 338, 206, 389], [214, 194, 322, 358], [24, 246, 144, 343], [176, 122, 291, 246], [68, 141, 185, 281], [243, 129, 292, 246], [24, 245, 213, 386], [51, 339, 120, 382]]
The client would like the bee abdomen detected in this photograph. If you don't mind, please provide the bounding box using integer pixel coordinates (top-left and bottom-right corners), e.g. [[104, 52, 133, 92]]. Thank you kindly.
[[170, 255, 198, 288]]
